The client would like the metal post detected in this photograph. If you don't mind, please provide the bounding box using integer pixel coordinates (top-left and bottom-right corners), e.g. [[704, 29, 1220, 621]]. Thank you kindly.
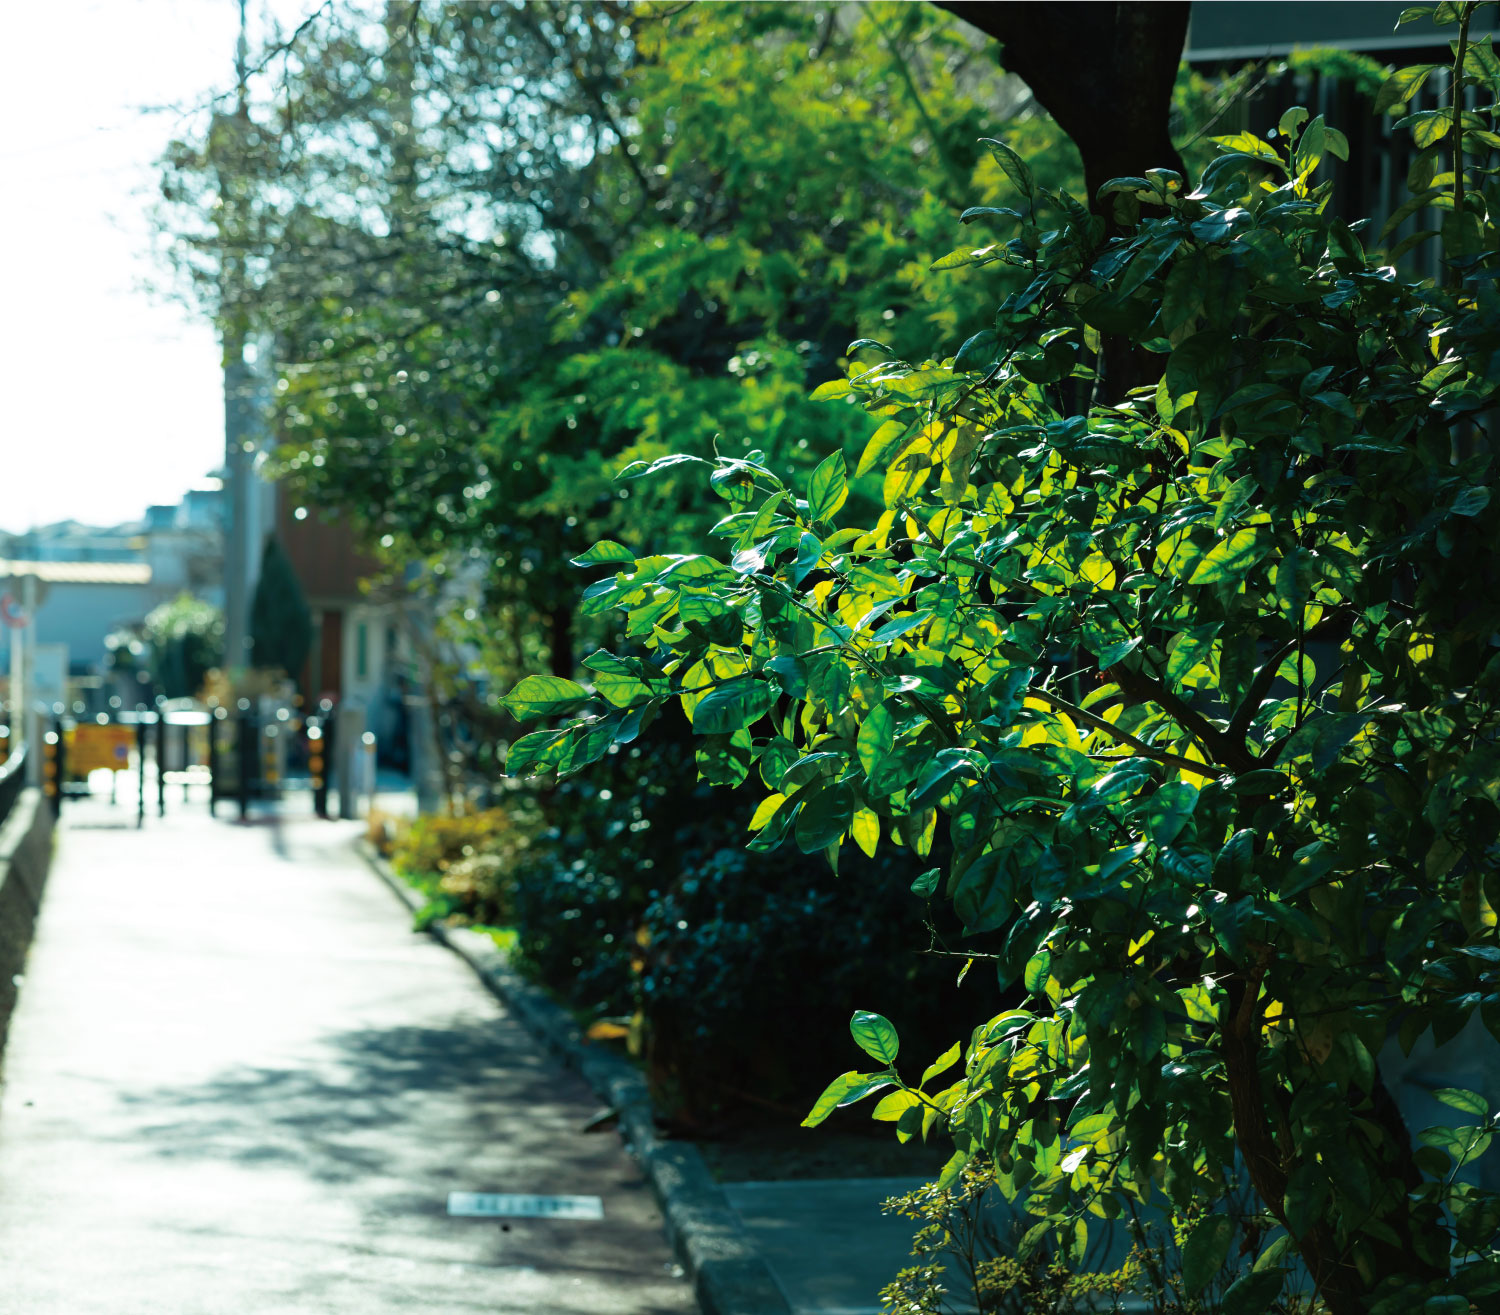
[[182, 723, 191, 802], [135, 711, 147, 829], [309, 718, 328, 820], [324, 702, 339, 818], [335, 703, 363, 820], [155, 705, 167, 818], [207, 707, 221, 818], [43, 725, 58, 814], [236, 704, 253, 822], [221, 0, 256, 686], [53, 714, 66, 812], [362, 731, 377, 819]]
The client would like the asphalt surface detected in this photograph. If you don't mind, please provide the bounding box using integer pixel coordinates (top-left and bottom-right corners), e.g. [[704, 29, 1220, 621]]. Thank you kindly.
[[0, 784, 692, 1315]]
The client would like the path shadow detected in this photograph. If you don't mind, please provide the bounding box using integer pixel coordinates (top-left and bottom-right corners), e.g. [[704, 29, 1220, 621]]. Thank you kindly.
[[114, 1017, 661, 1278]]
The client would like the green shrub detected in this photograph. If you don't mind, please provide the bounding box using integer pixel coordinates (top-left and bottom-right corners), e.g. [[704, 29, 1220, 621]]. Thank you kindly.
[[503, 727, 708, 1022], [637, 839, 967, 1119], [499, 719, 973, 1120]]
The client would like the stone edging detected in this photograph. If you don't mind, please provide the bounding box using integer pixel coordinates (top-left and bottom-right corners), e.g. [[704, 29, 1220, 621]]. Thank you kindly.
[[356, 840, 791, 1315], [0, 789, 57, 1068]]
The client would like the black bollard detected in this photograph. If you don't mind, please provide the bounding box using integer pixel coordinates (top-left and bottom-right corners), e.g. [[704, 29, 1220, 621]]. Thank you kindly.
[[236, 706, 254, 822], [155, 706, 167, 818], [309, 718, 328, 820], [136, 712, 147, 829], [207, 708, 220, 818], [52, 715, 66, 814]]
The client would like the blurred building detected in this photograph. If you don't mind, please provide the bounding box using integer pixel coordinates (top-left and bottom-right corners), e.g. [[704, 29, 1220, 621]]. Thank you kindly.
[[218, 346, 427, 785], [1185, 2, 1492, 59], [1185, 1, 1500, 271], [0, 484, 225, 684]]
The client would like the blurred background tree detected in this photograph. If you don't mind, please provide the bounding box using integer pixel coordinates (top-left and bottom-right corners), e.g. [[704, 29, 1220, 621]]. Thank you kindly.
[[150, 0, 1270, 1119], [155, 2, 1066, 702], [248, 535, 312, 683], [142, 594, 225, 700]]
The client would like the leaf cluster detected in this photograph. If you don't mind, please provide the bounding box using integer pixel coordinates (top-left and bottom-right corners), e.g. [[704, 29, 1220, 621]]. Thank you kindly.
[[510, 15, 1500, 1308]]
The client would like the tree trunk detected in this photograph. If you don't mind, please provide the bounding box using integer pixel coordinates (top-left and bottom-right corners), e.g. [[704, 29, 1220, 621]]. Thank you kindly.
[[940, 3, 1189, 206], [1221, 971, 1448, 1313], [548, 605, 574, 680], [939, 3, 1191, 400]]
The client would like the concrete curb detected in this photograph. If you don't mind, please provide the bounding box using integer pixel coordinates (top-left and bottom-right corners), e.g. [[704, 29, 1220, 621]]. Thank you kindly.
[[0, 790, 57, 1068], [356, 840, 791, 1315]]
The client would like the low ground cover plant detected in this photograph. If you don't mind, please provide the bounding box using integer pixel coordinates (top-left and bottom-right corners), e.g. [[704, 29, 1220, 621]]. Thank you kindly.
[[390, 806, 536, 927]]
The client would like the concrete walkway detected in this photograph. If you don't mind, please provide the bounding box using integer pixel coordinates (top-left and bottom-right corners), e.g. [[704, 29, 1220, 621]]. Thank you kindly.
[[720, 1180, 929, 1315], [0, 787, 692, 1314]]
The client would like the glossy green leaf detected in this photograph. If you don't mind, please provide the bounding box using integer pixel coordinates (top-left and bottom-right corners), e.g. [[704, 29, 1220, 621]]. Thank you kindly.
[[1023, 948, 1051, 994], [979, 137, 1034, 199], [501, 675, 593, 721], [810, 378, 853, 401], [794, 780, 855, 853], [808, 450, 849, 522], [1452, 485, 1491, 517], [850, 1010, 900, 1065], [801, 1071, 892, 1127], [857, 703, 897, 778], [908, 747, 987, 810], [920, 1041, 961, 1087], [1435, 1086, 1488, 1116], [1189, 528, 1269, 586], [871, 1089, 922, 1122], [1145, 780, 1198, 846], [570, 540, 636, 567], [911, 867, 941, 897], [583, 651, 662, 708], [505, 725, 572, 777], [1094, 635, 1141, 669], [953, 329, 1000, 372], [952, 849, 1011, 933], [935, 1148, 969, 1191], [691, 678, 775, 735]]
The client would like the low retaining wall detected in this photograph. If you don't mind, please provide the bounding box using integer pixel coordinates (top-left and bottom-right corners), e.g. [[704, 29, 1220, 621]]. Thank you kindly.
[[0, 790, 56, 1066]]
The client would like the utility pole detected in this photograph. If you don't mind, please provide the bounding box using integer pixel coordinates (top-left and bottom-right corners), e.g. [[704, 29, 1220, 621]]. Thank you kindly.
[[221, 0, 254, 678]]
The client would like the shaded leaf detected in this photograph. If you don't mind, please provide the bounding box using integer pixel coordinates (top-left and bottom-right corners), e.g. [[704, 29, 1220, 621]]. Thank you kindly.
[[692, 678, 775, 735], [1182, 1214, 1234, 1294], [1221, 1268, 1284, 1315]]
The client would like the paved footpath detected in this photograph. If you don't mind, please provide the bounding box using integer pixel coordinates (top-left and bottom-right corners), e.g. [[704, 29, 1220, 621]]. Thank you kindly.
[[0, 789, 692, 1315]]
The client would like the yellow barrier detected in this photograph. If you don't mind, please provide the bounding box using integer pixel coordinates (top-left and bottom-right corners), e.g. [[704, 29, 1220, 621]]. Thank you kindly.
[[67, 724, 135, 774]]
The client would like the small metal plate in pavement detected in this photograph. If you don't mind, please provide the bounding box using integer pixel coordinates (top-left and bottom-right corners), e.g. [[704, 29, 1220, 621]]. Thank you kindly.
[[447, 1192, 605, 1220]]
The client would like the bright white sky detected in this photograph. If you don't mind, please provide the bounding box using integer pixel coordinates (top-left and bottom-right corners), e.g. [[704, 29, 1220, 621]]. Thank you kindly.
[[0, 0, 317, 535]]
